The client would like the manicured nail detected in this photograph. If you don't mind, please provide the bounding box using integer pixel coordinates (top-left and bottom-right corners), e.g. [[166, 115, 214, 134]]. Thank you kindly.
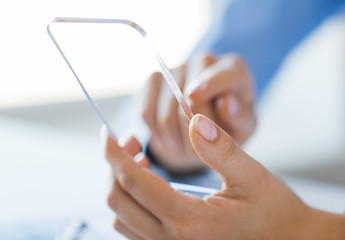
[[227, 95, 241, 117], [185, 81, 207, 97], [118, 131, 134, 147], [133, 152, 145, 163], [194, 114, 218, 141], [134, 153, 151, 168]]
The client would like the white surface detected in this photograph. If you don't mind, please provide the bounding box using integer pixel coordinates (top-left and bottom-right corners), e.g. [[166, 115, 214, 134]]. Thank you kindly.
[[0, 116, 110, 224]]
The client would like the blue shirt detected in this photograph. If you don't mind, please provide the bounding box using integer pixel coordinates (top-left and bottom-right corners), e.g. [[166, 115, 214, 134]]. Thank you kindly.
[[192, 0, 345, 98]]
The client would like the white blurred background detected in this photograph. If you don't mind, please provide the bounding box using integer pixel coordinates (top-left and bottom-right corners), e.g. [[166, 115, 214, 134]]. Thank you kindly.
[[0, 0, 344, 239], [0, 0, 210, 108]]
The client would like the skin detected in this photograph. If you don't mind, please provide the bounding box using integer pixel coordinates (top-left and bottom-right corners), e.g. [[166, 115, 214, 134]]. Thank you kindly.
[[103, 115, 345, 240], [138, 53, 256, 172]]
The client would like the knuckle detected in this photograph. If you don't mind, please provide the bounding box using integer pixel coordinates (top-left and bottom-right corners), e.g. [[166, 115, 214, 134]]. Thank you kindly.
[[171, 222, 190, 240], [167, 204, 210, 240], [118, 170, 137, 193], [221, 135, 238, 160], [113, 219, 125, 234], [107, 192, 118, 211], [113, 218, 120, 230], [140, 107, 153, 126], [201, 52, 218, 66], [171, 221, 201, 240], [149, 72, 163, 85]]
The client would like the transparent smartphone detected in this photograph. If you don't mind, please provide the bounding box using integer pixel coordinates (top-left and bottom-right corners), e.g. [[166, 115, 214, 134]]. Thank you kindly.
[[47, 17, 217, 196]]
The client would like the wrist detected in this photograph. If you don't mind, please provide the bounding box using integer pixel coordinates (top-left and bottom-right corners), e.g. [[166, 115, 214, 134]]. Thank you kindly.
[[300, 206, 345, 240]]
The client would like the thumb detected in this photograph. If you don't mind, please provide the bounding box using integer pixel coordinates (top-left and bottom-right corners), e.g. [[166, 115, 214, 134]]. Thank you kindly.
[[189, 114, 264, 189]]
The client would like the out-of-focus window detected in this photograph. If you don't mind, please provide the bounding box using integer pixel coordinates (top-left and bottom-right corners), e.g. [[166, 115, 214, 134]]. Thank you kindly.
[[0, 0, 210, 109]]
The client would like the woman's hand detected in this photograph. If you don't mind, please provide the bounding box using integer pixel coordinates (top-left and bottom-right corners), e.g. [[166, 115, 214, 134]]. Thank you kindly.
[[139, 53, 256, 172], [103, 114, 345, 240]]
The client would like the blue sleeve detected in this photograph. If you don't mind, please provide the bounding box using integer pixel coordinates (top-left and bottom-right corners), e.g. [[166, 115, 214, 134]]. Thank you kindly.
[[191, 0, 345, 99]]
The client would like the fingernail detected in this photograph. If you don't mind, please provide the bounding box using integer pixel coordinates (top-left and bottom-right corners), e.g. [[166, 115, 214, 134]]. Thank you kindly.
[[118, 131, 134, 147], [133, 152, 145, 163], [227, 95, 241, 117], [194, 114, 218, 141], [134, 153, 151, 168], [185, 81, 207, 96]]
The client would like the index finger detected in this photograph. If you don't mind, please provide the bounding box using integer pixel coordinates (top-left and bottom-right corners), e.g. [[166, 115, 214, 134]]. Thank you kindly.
[[187, 54, 254, 104], [104, 133, 187, 220]]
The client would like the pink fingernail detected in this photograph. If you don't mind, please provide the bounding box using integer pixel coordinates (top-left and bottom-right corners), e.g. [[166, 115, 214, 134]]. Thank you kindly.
[[185, 81, 207, 96], [118, 131, 133, 147], [194, 114, 218, 141]]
